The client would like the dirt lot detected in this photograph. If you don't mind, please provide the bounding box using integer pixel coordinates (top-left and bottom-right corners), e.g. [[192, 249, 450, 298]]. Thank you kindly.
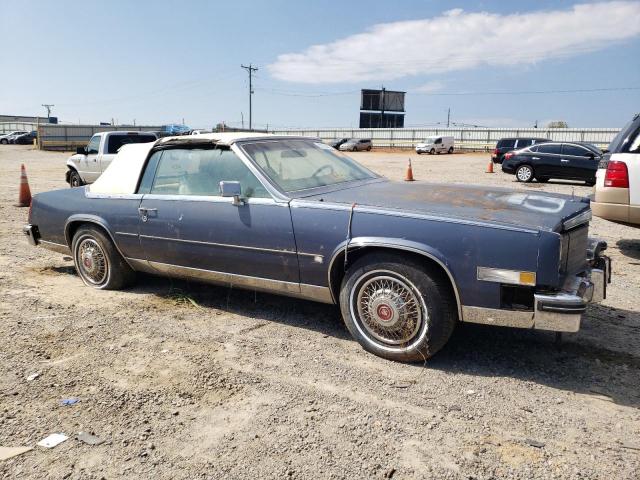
[[1, 145, 639, 479]]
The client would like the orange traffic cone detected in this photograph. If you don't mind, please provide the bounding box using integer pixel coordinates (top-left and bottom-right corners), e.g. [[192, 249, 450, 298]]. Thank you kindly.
[[405, 159, 415, 181], [16, 164, 32, 207], [486, 160, 494, 174]]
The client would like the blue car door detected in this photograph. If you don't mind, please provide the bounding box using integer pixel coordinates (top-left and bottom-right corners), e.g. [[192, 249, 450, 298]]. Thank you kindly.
[[136, 146, 299, 285]]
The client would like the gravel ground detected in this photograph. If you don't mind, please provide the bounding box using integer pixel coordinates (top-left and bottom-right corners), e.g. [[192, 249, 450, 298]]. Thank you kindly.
[[1, 145, 639, 479]]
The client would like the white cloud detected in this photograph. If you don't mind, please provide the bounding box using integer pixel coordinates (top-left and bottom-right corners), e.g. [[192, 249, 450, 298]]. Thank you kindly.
[[415, 81, 444, 93], [268, 2, 640, 84]]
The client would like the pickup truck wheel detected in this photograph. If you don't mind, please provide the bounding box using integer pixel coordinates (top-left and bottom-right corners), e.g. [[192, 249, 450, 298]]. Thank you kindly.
[[339, 253, 457, 362], [69, 170, 83, 187], [72, 226, 134, 290], [516, 164, 534, 182]]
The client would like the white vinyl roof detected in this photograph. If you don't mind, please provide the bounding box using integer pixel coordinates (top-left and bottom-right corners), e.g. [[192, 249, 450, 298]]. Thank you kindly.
[[88, 142, 155, 194], [88, 132, 316, 195]]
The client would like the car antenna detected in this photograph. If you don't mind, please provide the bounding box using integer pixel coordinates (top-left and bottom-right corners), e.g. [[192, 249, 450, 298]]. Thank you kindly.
[[344, 203, 357, 270]]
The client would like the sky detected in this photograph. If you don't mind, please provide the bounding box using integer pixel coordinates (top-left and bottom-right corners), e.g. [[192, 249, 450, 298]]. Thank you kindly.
[[1, 0, 639, 129]]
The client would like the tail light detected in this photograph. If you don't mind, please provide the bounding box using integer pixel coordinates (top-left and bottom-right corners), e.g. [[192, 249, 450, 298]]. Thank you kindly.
[[604, 161, 629, 188], [504, 152, 514, 160], [493, 148, 499, 155]]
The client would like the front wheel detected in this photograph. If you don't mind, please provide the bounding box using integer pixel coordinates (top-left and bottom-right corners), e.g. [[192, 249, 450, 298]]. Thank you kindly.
[[0, 139, 7, 145], [72, 225, 135, 290], [429, 148, 435, 155], [69, 170, 84, 187], [339, 253, 457, 362], [516, 164, 534, 182]]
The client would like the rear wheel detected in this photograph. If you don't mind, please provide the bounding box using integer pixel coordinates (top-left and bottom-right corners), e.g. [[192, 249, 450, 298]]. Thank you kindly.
[[72, 225, 135, 290], [448, 147, 454, 154], [339, 252, 457, 362], [367, 146, 372, 151], [516, 164, 534, 182]]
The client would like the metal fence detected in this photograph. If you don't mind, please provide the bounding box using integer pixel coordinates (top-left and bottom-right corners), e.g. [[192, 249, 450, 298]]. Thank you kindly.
[[0, 122, 38, 135], [269, 127, 621, 150], [36, 124, 162, 150]]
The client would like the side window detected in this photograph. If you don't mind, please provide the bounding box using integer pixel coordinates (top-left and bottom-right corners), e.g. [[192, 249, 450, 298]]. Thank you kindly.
[[516, 139, 532, 148], [87, 135, 100, 154], [626, 126, 640, 153], [149, 148, 269, 198], [538, 144, 562, 154], [137, 150, 163, 194], [529, 145, 539, 152], [499, 139, 516, 149], [562, 144, 589, 157], [435, 138, 442, 144]]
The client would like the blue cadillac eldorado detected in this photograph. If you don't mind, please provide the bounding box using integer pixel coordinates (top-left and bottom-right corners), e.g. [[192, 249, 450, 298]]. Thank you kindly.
[[24, 133, 611, 361]]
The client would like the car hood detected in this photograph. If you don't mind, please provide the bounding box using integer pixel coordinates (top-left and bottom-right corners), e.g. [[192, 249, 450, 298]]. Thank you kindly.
[[301, 180, 591, 232]]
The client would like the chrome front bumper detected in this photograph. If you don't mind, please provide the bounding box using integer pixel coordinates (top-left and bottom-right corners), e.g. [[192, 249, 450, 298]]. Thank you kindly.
[[23, 224, 39, 246], [463, 238, 611, 333], [533, 257, 610, 332]]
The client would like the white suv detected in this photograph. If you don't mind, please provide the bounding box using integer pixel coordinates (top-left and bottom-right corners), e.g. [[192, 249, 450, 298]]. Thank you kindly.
[[591, 113, 640, 226]]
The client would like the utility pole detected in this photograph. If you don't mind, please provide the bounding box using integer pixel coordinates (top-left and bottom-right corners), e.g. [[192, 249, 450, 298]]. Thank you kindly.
[[241, 64, 258, 130], [447, 108, 451, 128], [42, 104, 54, 120], [241, 112, 244, 129], [380, 85, 386, 128]]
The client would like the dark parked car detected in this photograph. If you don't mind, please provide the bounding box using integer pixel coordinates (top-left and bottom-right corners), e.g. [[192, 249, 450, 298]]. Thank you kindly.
[[502, 142, 602, 185], [492, 137, 550, 163], [328, 138, 350, 150], [23, 133, 610, 362], [13, 131, 37, 145]]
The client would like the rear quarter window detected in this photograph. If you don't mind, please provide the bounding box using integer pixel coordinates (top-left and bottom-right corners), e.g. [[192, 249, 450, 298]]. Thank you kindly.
[[107, 134, 156, 154], [607, 116, 640, 153], [498, 139, 516, 148]]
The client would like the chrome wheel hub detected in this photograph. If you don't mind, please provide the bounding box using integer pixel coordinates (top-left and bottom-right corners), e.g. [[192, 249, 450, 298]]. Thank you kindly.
[[356, 275, 422, 345], [77, 238, 107, 284]]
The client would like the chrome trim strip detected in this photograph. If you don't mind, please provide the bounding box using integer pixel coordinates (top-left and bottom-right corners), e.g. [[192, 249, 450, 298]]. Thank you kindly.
[[115, 231, 138, 237], [140, 193, 281, 205], [85, 190, 143, 200], [327, 241, 463, 320], [138, 234, 298, 255], [131, 259, 334, 304], [291, 200, 540, 234], [40, 240, 71, 255], [462, 306, 534, 329]]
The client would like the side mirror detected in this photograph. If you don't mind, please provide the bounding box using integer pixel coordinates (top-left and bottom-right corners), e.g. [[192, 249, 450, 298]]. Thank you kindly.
[[219, 181, 244, 206], [76, 146, 86, 155]]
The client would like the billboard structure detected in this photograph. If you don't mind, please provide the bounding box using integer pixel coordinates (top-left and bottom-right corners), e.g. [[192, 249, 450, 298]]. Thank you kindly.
[[359, 88, 405, 128]]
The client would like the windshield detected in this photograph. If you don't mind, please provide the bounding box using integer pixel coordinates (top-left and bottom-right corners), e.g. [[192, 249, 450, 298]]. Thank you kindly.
[[241, 139, 377, 192]]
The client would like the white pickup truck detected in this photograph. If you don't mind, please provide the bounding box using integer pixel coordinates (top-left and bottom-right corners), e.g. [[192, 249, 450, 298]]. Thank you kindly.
[[66, 131, 157, 187]]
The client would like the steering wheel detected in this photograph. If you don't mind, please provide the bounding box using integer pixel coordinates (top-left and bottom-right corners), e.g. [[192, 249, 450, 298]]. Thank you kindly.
[[311, 164, 335, 178]]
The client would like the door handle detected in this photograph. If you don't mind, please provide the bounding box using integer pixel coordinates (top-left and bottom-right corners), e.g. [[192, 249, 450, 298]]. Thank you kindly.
[[138, 207, 157, 222], [532, 157, 540, 160], [561, 159, 569, 163]]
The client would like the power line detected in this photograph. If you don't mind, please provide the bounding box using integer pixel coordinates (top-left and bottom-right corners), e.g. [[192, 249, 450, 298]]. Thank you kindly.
[[411, 86, 640, 96], [241, 64, 258, 130]]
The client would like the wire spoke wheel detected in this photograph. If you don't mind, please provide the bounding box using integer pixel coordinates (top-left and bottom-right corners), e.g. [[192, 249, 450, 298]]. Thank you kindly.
[[353, 273, 424, 346], [76, 237, 108, 285]]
